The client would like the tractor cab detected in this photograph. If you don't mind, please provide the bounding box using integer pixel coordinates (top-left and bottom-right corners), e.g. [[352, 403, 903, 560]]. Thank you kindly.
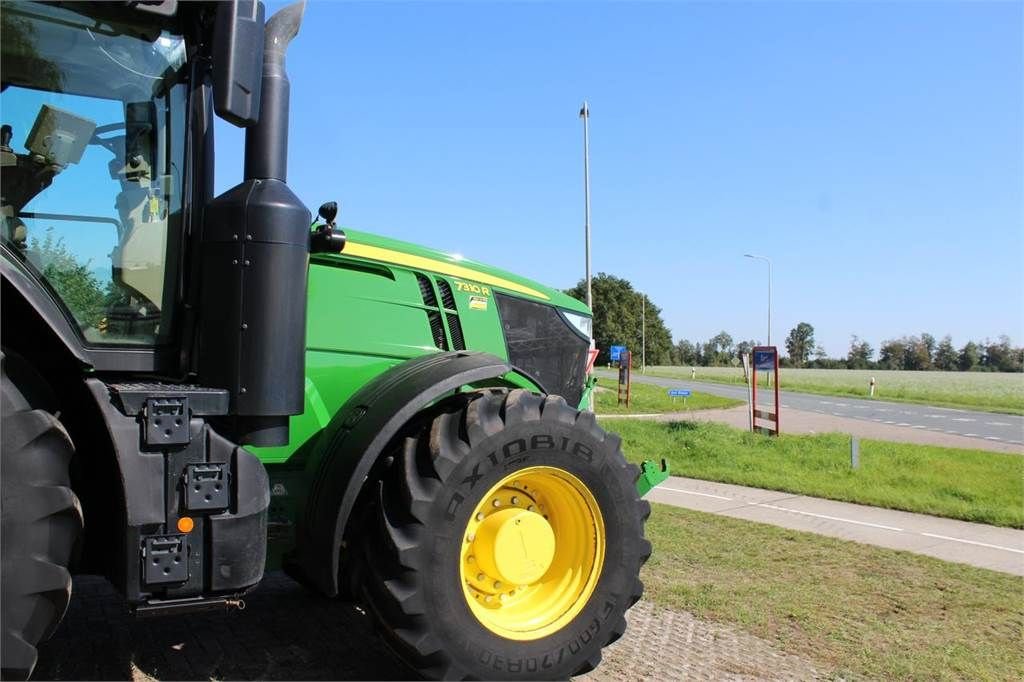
[[1, 1, 189, 344]]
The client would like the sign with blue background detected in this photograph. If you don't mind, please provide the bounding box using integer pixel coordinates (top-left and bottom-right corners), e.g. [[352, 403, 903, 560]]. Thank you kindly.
[[610, 345, 626, 361], [668, 389, 691, 397], [753, 348, 777, 371]]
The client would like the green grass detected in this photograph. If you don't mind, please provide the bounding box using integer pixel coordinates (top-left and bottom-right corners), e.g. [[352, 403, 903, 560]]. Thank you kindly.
[[593, 380, 742, 415], [609, 420, 1024, 527], [643, 504, 1024, 680], [641, 365, 1024, 415]]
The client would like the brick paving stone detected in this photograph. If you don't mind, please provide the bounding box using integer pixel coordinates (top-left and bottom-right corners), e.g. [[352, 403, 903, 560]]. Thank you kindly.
[[35, 573, 826, 681]]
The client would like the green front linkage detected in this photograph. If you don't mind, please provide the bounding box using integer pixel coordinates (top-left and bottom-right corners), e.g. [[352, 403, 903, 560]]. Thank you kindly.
[[636, 459, 670, 497], [577, 376, 669, 498]]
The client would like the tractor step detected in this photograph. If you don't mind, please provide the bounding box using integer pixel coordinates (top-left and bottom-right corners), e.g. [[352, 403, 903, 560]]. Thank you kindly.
[[108, 383, 230, 416]]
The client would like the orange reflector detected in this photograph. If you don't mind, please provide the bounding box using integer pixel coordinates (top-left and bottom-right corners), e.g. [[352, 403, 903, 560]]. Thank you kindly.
[[177, 516, 195, 533]]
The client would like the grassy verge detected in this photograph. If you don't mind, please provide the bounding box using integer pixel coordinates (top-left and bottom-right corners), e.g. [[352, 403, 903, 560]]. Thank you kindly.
[[593, 380, 741, 415], [638, 366, 1024, 415], [610, 420, 1023, 527], [643, 504, 1024, 680]]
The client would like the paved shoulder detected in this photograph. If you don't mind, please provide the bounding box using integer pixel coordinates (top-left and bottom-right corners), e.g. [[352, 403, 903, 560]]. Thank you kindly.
[[648, 476, 1024, 576]]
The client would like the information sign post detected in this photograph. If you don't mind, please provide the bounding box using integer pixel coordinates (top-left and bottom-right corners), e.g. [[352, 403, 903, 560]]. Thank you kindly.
[[617, 351, 632, 407], [750, 346, 780, 436]]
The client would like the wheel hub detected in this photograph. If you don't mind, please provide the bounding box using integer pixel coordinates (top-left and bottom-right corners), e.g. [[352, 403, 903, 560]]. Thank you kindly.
[[473, 508, 555, 586], [460, 466, 605, 641]]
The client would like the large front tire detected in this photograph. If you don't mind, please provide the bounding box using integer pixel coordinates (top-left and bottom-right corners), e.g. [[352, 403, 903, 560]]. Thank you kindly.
[[1, 352, 82, 681], [358, 389, 650, 680]]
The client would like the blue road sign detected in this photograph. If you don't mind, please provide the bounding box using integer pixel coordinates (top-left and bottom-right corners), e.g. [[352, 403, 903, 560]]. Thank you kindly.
[[668, 389, 691, 397], [610, 345, 626, 361], [754, 348, 776, 371]]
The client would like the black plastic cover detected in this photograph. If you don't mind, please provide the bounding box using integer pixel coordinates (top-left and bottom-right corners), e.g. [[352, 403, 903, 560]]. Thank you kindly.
[[213, 0, 266, 127], [495, 294, 588, 406], [208, 446, 270, 591], [199, 178, 311, 446]]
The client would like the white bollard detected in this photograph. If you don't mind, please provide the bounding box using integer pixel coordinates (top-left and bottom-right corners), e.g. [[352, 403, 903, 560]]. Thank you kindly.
[[869, 377, 876, 398]]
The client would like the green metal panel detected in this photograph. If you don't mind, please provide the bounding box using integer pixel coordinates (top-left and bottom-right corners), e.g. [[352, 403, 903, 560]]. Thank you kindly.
[[251, 227, 592, 569], [248, 229, 581, 466]]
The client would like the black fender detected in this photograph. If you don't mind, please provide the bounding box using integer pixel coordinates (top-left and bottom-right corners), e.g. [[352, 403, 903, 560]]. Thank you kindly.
[[286, 350, 521, 597], [2, 251, 91, 368]]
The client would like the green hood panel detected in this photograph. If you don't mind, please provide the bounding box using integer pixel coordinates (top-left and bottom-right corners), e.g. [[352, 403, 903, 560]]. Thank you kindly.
[[328, 228, 591, 315]]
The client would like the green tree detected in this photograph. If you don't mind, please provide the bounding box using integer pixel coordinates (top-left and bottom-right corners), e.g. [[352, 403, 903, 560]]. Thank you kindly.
[[566, 273, 674, 366], [981, 336, 1023, 372], [933, 335, 958, 371], [675, 339, 698, 366], [28, 228, 106, 329], [847, 335, 874, 369], [903, 336, 932, 371], [958, 341, 980, 371], [879, 338, 906, 370], [784, 322, 815, 367]]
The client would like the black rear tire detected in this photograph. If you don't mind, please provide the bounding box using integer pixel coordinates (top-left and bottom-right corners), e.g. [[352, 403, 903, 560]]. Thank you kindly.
[[356, 389, 651, 680], [1, 351, 82, 681]]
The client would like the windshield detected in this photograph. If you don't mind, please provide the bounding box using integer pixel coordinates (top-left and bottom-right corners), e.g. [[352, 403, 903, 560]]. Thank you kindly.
[[1, 1, 189, 345]]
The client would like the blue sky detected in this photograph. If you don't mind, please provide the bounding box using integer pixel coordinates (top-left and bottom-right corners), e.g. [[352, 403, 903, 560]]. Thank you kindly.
[[215, 0, 1024, 357]]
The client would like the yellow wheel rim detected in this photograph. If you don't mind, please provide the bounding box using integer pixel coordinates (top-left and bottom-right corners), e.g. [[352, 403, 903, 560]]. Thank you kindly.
[[459, 466, 605, 640]]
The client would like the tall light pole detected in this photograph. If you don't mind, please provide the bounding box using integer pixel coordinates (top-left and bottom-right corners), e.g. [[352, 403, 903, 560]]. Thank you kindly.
[[744, 254, 772, 347], [579, 101, 592, 309], [641, 291, 646, 373]]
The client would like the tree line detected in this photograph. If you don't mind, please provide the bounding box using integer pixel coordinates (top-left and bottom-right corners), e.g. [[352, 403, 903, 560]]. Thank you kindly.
[[568, 273, 1023, 373]]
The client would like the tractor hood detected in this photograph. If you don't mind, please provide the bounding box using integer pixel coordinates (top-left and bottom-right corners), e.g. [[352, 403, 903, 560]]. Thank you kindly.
[[335, 228, 591, 316]]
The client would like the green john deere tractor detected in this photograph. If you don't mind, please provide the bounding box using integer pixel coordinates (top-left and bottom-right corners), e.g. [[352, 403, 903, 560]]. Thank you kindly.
[[0, 1, 666, 679]]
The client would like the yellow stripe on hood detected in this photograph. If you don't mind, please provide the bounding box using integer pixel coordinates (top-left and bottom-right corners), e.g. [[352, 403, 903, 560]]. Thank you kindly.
[[343, 242, 550, 300]]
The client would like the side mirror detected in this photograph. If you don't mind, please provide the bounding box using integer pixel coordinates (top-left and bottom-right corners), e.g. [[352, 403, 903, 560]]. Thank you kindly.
[[213, 0, 266, 127], [318, 201, 338, 226]]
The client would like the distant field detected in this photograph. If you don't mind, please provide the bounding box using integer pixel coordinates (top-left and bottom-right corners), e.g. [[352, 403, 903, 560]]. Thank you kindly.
[[593, 380, 741, 415], [644, 366, 1024, 414]]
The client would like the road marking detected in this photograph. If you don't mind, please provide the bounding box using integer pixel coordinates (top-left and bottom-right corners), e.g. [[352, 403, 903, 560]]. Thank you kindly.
[[820, 401, 834, 405], [986, 422, 1012, 427], [985, 436, 1001, 441], [755, 504, 904, 532], [896, 422, 911, 427], [952, 418, 976, 422], [945, 430, 959, 434], [920, 533, 1024, 555], [832, 412, 843, 416], [659, 486, 734, 501], [835, 403, 849, 407], [964, 433, 979, 437], [884, 420, 895, 424], [659, 484, 1024, 555], [911, 425, 926, 429], [925, 414, 945, 419]]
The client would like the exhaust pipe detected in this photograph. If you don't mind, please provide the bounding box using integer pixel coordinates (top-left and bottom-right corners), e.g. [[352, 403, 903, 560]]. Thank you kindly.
[[200, 0, 312, 447], [244, 1, 305, 181]]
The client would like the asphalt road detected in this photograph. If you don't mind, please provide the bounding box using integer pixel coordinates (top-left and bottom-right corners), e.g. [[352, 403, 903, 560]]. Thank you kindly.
[[595, 369, 1024, 446]]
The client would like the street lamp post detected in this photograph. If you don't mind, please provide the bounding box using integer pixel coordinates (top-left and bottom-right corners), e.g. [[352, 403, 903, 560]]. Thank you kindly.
[[579, 101, 592, 309], [744, 254, 772, 347], [641, 291, 646, 374]]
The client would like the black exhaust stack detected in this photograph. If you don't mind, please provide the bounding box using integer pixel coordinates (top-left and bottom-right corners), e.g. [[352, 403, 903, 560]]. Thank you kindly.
[[199, 0, 311, 447]]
